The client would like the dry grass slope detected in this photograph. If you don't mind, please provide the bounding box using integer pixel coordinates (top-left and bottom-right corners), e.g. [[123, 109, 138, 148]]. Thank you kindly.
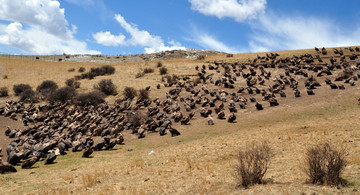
[[0, 47, 360, 194]]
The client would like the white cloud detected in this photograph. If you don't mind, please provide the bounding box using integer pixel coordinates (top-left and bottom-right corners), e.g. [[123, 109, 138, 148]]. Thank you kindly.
[[0, 0, 99, 54], [93, 31, 126, 47], [189, 0, 266, 22], [93, 14, 186, 54], [250, 14, 360, 52], [187, 26, 240, 53]]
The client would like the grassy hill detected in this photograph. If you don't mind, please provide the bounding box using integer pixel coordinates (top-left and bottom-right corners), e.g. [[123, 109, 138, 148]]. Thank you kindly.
[[0, 47, 360, 194]]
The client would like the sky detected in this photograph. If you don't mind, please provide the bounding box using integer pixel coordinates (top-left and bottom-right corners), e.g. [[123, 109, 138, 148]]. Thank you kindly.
[[0, 0, 359, 55]]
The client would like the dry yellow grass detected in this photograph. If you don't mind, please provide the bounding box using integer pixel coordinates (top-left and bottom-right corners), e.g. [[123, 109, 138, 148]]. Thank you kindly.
[[0, 48, 360, 194]]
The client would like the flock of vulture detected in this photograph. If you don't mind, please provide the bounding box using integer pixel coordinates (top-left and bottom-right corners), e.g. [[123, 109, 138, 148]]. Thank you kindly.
[[1, 47, 359, 174]]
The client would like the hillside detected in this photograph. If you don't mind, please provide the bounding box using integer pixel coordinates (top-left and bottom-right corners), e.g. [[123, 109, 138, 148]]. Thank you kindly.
[[0, 47, 360, 194]]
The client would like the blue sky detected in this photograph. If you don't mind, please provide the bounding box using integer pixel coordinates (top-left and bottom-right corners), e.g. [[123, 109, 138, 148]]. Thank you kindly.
[[0, 0, 359, 55]]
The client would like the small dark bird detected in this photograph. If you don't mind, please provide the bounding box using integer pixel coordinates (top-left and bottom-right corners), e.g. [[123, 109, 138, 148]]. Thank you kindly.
[[307, 89, 315, 95], [21, 157, 37, 169], [45, 151, 57, 165], [168, 127, 181, 137], [227, 113, 236, 123], [82, 146, 93, 158], [255, 103, 263, 110]]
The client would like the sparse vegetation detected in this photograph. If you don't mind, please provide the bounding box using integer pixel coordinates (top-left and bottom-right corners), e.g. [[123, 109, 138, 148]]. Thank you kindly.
[[3, 74, 8, 79], [128, 111, 146, 129], [192, 77, 202, 86], [304, 142, 347, 186], [157, 61, 163, 67], [68, 68, 75, 72], [78, 65, 115, 80], [135, 71, 145, 78], [75, 91, 105, 106], [226, 54, 234, 57], [13, 84, 32, 96], [94, 79, 118, 96], [78, 67, 86, 72], [36, 80, 58, 97], [123, 86, 137, 99], [197, 55, 206, 60], [159, 67, 168, 75], [143, 68, 154, 74], [163, 74, 179, 84], [138, 88, 149, 101], [49, 86, 77, 103], [65, 78, 81, 89], [0, 87, 9, 97], [19, 89, 38, 103], [234, 142, 273, 188]]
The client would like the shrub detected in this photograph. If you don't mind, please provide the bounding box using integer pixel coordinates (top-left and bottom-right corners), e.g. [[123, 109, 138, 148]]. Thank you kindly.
[[227, 54, 234, 57], [164, 74, 179, 84], [192, 77, 202, 86], [234, 142, 273, 188], [197, 55, 206, 60], [138, 88, 149, 101], [78, 65, 115, 80], [123, 87, 137, 99], [135, 72, 145, 78], [127, 111, 145, 129], [94, 79, 117, 96], [0, 87, 9, 97], [13, 84, 32, 96], [157, 61, 163, 68], [78, 67, 86, 72], [3, 75, 8, 79], [49, 87, 77, 103], [75, 91, 105, 106], [65, 78, 81, 89], [36, 80, 58, 97], [305, 142, 347, 186], [19, 89, 38, 103], [101, 65, 115, 75], [68, 68, 75, 72], [90, 65, 115, 76], [143, 68, 154, 74], [159, 67, 168, 75]]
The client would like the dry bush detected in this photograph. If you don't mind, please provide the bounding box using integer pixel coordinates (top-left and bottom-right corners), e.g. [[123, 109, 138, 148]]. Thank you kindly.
[[49, 86, 77, 103], [78, 67, 86, 72], [227, 54, 234, 57], [123, 87, 137, 99], [13, 84, 32, 96], [36, 80, 58, 97], [304, 142, 347, 186], [192, 77, 202, 86], [94, 79, 118, 96], [75, 91, 105, 106], [159, 67, 168, 75], [143, 68, 154, 74], [138, 88, 149, 101], [79, 65, 115, 80], [197, 55, 206, 60], [128, 111, 146, 129], [19, 89, 38, 103], [67, 68, 75, 72], [234, 142, 273, 188], [135, 72, 145, 78], [157, 61, 163, 68], [164, 74, 179, 84], [0, 87, 9, 97], [65, 78, 81, 89]]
